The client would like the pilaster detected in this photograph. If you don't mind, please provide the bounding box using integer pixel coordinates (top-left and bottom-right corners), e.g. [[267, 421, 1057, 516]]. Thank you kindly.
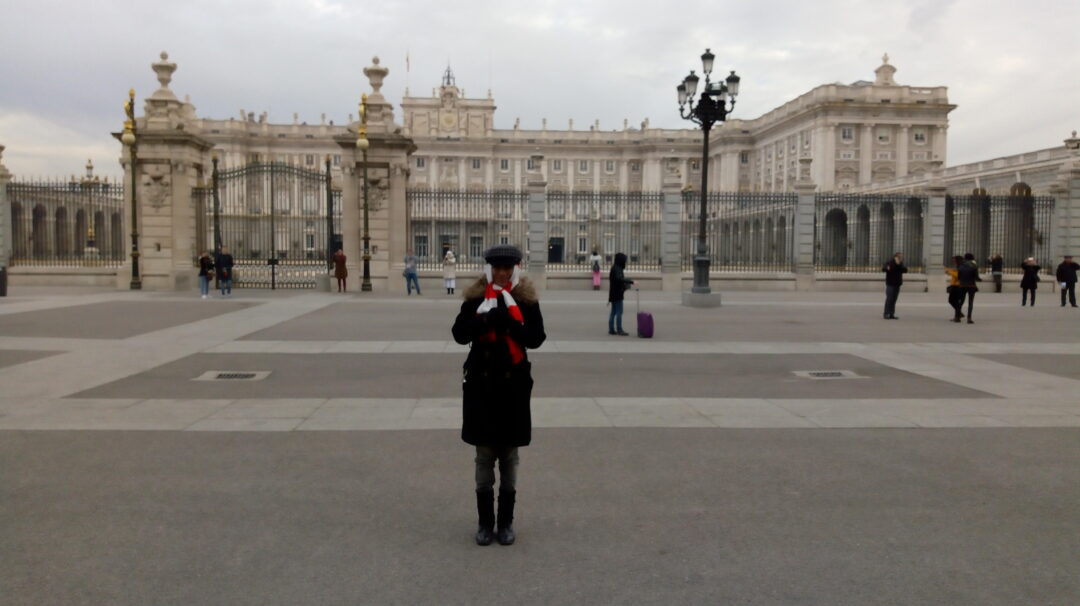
[[525, 155, 547, 289], [0, 145, 12, 294], [792, 158, 817, 291], [923, 180, 948, 293], [660, 166, 684, 292]]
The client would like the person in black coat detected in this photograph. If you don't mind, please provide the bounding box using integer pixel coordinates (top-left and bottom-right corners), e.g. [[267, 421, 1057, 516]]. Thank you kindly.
[[881, 252, 907, 319], [1020, 257, 1041, 306], [1056, 255, 1079, 307], [215, 247, 235, 297], [451, 244, 546, 547], [197, 251, 214, 299], [988, 254, 1004, 293], [957, 253, 981, 323], [607, 252, 634, 335]]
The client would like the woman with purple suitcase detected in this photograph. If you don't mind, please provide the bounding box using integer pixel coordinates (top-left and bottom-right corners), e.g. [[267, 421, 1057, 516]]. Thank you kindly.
[[607, 252, 633, 336]]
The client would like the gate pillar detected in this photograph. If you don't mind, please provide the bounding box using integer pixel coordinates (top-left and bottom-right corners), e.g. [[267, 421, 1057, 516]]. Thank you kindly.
[[660, 161, 683, 292], [525, 156, 547, 290], [1053, 133, 1080, 261], [336, 56, 416, 292], [924, 180, 948, 293], [792, 159, 817, 291], [115, 52, 212, 291]]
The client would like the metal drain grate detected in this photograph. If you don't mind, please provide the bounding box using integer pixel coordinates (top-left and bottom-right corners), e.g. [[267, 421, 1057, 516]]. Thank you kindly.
[[792, 370, 865, 380], [193, 370, 271, 382]]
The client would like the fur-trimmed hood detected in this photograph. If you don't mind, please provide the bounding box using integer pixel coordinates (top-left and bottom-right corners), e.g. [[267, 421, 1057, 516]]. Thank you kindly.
[[463, 275, 538, 305]]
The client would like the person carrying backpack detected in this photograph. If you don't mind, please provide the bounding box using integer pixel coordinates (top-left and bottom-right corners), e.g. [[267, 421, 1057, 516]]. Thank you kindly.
[[589, 249, 602, 291]]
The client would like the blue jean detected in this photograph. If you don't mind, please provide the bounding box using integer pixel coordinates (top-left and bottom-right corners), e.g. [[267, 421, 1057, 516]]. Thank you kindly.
[[220, 278, 232, 295], [405, 272, 421, 294], [199, 275, 210, 296], [608, 300, 624, 332]]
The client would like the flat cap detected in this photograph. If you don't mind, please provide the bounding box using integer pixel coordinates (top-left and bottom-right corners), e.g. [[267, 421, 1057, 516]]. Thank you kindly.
[[483, 244, 523, 266]]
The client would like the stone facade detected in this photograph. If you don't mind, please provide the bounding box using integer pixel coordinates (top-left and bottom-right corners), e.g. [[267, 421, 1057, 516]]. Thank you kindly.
[[402, 55, 953, 194]]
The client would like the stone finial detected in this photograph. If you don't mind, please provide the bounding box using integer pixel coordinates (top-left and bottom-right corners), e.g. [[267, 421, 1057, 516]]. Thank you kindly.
[[624, 118, 629, 130], [151, 51, 178, 98], [1066, 130, 1080, 152], [363, 56, 389, 95], [542, 118, 547, 129], [0, 144, 5, 161], [874, 52, 897, 86], [514, 118, 520, 129]]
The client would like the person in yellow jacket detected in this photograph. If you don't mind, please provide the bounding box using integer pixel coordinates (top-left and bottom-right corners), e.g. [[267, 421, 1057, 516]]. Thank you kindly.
[[944, 255, 965, 322]]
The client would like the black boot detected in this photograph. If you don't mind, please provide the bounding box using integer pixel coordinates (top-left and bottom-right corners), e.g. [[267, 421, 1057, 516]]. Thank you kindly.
[[475, 489, 495, 546], [496, 489, 516, 545]]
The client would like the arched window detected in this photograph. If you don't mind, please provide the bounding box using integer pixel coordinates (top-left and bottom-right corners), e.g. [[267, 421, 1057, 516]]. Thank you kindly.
[[11, 202, 26, 260], [54, 207, 70, 258], [823, 208, 848, 269], [854, 205, 871, 267], [74, 209, 87, 257], [32, 205, 48, 258], [111, 213, 124, 261], [877, 202, 895, 263], [776, 215, 787, 267]]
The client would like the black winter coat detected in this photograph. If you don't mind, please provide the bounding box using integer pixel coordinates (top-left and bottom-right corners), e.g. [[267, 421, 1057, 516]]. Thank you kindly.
[[452, 278, 546, 447], [882, 259, 907, 286], [198, 256, 214, 277], [1020, 264, 1041, 289], [608, 253, 633, 302], [1056, 261, 1079, 283]]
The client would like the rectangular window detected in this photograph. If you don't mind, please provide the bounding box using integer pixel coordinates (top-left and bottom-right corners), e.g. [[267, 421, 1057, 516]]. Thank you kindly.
[[913, 131, 927, 144], [630, 162, 640, 172], [840, 151, 855, 160], [877, 128, 890, 143], [499, 235, 509, 245], [332, 154, 341, 167], [472, 158, 481, 170], [690, 160, 700, 171], [304, 233, 316, 250], [840, 127, 854, 141], [740, 152, 749, 164], [606, 160, 615, 173], [875, 151, 892, 160], [500, 159, 509, 171], [913, 151, 928, 160], [305, 154, 315, 166], [414, 235, 428, 258], [578, 236, 588, 255], [527, 158, 536, 171], [469, 235, 484, 260], [579, 160, 589, 173], [553, 159, 562, 172], [416, 157, 426, 169]]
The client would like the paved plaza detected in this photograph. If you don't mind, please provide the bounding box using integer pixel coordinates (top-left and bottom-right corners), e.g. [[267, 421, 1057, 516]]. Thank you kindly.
[[2, 285, 1079, 604]]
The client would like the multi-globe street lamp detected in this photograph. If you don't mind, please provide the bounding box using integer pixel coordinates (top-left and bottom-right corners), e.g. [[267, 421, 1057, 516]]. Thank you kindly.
[[120, 88, 141, 290], [357, 93, 372, 292], [677, 49, 739, 295]]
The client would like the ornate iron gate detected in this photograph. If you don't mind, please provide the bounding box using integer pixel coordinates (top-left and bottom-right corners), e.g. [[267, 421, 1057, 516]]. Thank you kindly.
[[195, 160, 341, 289]]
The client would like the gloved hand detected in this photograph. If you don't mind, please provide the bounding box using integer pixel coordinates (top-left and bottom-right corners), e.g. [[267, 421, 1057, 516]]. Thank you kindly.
[[486, 306, 510, 331]]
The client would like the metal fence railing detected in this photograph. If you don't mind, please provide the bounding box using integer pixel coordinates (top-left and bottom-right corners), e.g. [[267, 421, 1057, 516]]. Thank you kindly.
[[407, 189, 530, 272], [548, 191, 663, 272], [944, 194, 1054, 273], [681, 192, 797, 272], [814, 194, 927, 272], [6, 179, 126, 266]]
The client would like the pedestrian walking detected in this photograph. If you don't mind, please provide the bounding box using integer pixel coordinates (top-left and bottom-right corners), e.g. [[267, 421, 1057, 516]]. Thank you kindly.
[[451, 244, 546, 547], [957, 253, 981, 323], [197, 251, 214, 299], [403, 249, 421, 295], [882, 252, 907, 319], [333, 249, 348, 292], [1056, 255, 1079, 307], [607, 252, 634, 335], [988, 254, 1004, 293], [443, 247, 457, 295], [216, 246, 234, 297], [1020, 257, 1041, 306], [589, 249, 602, 291], [945, 256, 965, 321]]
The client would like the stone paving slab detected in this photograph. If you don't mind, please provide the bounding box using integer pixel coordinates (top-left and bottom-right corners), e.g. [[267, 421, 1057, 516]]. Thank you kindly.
[[67, 352, 995, 401], [0, 300, 253, 339], [238, 292, 1080, 343], [0, 349, 62, 369], [3, 428, 1077, 606], [972, 353, 1080, 381]]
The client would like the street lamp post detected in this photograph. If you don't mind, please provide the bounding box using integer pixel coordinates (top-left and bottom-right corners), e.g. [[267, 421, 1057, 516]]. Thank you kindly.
[[677, 49, 740, 294], [121, 88, 141, 290], [357, 93, 372, 292]]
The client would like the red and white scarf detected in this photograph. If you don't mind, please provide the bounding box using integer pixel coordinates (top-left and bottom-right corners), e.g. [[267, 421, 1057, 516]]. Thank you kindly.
[[476, 265, 525, 364]]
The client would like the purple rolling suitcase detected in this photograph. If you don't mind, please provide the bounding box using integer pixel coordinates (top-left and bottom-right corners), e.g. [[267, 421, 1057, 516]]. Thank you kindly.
[[635, 288, 654, 338]]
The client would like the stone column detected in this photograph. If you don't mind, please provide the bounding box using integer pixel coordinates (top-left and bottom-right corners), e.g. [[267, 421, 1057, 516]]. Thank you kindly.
[[924, 180, 948, 293], [1054, 149, 1080, 260], [792, 158, 817, 291], [897, 125, 910, 178], [859, 123, 874, 185], [525, 154, 547, 289], [660, 162, 684, 292], [0, 145, 12, 295], [339, 163, 361, 286]]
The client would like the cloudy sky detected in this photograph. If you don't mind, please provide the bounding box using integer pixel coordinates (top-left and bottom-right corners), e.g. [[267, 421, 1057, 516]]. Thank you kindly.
[[1, 0, 1077, 178]]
